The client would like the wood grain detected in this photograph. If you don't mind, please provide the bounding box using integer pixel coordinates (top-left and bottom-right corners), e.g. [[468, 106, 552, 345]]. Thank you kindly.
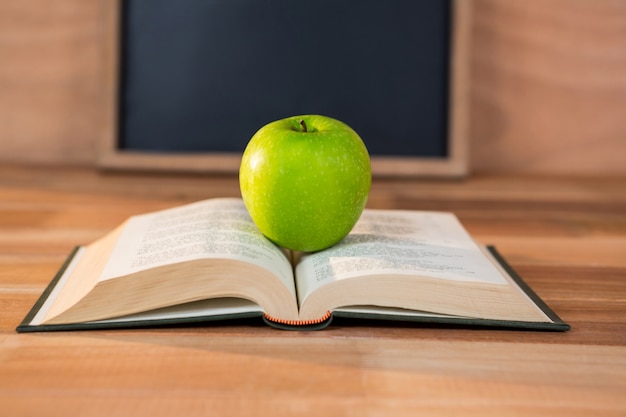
[[0, 165, 625, 416], [1, 0, 625, 175], [470, 0, 626, 175], [0, 0, 103, 165]]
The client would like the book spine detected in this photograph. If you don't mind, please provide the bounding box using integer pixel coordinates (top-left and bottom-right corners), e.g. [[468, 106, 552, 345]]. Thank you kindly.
[[262, 311, 333, 331]]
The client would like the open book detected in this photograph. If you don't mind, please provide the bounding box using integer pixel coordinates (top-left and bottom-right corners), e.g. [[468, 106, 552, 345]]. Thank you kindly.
[[17, 198, 569, 332]]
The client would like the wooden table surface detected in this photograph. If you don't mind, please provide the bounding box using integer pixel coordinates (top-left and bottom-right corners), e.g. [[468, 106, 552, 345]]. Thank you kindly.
[[1, 165, 625, 416]]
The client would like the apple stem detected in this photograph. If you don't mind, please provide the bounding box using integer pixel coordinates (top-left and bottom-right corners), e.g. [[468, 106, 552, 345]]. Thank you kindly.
[[299, 119, 308, 133]]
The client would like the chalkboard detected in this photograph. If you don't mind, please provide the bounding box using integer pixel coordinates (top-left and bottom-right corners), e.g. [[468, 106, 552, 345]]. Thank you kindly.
[[100, 0, 470, 176]]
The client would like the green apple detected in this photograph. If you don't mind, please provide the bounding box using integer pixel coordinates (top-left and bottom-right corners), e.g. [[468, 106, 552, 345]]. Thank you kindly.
[[239, 114, 371, 252]]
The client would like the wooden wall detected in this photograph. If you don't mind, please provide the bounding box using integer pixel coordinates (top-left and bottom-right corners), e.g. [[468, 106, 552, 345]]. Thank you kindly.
[[1, 0, 625, 176], [470, 0, 626, 175], [0, 1, 102, 165]]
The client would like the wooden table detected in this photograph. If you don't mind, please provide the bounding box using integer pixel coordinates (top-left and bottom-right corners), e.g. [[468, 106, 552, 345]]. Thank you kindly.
[[1, 165, 625, 416]]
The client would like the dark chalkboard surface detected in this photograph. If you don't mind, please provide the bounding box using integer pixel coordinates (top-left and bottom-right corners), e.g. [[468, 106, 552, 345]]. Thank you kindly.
[[101, 0, 470, 176]]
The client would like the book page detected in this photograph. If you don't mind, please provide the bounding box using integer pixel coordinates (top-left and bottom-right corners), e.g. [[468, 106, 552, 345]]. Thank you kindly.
[[99, 198, 295, 296], [91, 298, 263, 324], [295, 209, 509, 304]]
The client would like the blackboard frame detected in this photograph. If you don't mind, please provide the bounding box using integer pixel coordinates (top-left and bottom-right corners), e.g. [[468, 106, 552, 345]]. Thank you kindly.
[[98, 0, 471, 177]]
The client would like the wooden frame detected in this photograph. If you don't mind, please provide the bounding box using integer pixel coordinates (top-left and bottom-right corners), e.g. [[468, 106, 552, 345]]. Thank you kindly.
[[98, 0, 471, 177]]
